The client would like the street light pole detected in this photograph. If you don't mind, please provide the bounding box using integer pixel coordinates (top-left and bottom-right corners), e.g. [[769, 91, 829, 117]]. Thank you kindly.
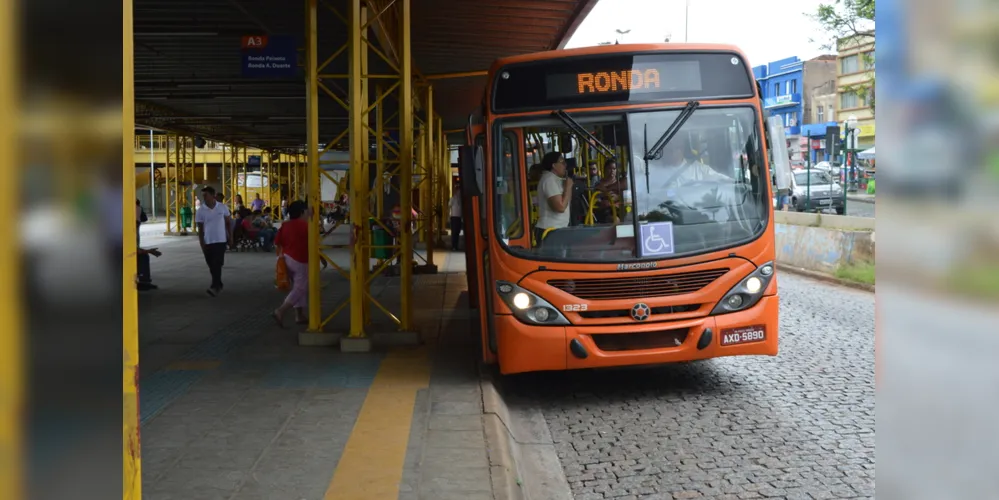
[[846, 114, 859, 192], [615, 28, 631, 44], [841, 114, 859, 213]]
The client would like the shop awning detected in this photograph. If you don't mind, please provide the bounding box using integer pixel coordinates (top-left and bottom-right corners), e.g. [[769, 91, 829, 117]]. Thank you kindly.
[[857, 147, 875, 159]]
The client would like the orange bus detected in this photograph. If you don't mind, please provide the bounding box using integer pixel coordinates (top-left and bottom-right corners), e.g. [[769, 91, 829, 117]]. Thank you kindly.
[[458, 43, 790, 375]]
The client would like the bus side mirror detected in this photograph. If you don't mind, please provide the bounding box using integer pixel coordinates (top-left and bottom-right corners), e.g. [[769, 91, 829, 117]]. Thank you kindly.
[[458, 145, 483, 197], [766, 116, 793, 191]]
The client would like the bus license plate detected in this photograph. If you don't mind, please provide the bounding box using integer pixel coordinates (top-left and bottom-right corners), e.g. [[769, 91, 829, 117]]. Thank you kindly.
[[720, 325, 766, 346]]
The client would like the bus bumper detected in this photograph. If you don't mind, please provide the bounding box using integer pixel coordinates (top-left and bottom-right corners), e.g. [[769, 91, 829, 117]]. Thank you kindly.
[[496, 295, 779, 375]]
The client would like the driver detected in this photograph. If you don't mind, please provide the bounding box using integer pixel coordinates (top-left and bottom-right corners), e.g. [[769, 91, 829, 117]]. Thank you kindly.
[[635, 139, 732, 212]]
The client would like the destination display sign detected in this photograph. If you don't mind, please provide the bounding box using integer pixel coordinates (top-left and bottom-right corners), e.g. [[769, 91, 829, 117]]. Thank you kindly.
[[492, 52, 754, 112], [548, 61, 702, 101], [241, 35, 299, 78]]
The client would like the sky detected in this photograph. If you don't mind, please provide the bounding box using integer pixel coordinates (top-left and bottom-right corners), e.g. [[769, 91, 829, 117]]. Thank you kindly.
[[565, 0, 835, 67]]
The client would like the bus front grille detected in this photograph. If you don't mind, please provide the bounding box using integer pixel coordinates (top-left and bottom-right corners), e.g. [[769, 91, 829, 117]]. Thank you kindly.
[[578, 304, 701, 319], [548, 268, 729, 300], [591, 328, 689, 351]]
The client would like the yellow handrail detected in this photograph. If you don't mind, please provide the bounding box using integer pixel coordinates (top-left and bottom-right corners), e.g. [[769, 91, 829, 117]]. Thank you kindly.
[[585, 190, 600, 225]]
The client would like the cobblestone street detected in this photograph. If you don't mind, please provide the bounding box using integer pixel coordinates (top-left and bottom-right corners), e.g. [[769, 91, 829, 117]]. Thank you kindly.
[[505, 273, 875, 500]]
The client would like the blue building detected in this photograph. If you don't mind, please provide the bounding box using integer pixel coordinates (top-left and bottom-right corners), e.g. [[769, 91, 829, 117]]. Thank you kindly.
[[752, 56, 804, 160]]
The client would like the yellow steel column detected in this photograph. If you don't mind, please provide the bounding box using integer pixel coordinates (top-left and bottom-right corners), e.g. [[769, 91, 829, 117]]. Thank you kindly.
[[375, 84, 385, 220], [347, 0, 367, 337], [398, 0, 414, 330], [191, 138, 198, 235], [220, 145, 226, 204], [436, 115, 447, 245], [270, 152, 276, 208], [292, 154, 298, 201], [360, 6, 372, 326], [297, 153, 303, 201], [422, 86, 435, 267], [225, 145, 231, 205], [262, 151, 268, 208], [173, 135, 181, 232], [306, 0, 323, 331], [416, 123, 425, 246], [232, 146, 239, 206], [182, 137, 190, 234], [241, 146, 248, 208], [123, 0, 141, 496], [164, 135, 172, 233]]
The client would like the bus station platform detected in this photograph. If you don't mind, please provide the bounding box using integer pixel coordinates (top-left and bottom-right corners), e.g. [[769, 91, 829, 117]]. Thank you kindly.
[[136, 228, 498, 500]]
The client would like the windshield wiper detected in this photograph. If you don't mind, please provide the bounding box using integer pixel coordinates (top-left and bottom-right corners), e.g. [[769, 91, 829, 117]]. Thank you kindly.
[[642, 100, 700, 194], [643, 101, 700, 162], [551, 110, 616, 159]]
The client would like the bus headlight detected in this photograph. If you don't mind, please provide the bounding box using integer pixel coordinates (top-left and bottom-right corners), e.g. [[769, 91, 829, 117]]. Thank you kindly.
[[710, 262, 775, 315], [495, 281, 570, 326], [512, 292, 531, 310]]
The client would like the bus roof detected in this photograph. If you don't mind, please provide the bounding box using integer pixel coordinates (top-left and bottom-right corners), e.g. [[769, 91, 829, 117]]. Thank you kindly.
[[489, 43, 753, 72]]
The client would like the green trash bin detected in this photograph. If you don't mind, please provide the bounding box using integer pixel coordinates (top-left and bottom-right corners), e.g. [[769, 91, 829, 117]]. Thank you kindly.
[[371, 224, 392, 260], [180, 206, 193, 229]]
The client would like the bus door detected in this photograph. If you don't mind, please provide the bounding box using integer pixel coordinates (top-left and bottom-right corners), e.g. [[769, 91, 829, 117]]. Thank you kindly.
[[463, 127, 485, 310], [458, 131, 497, 364], [503, 129, 532, 249]]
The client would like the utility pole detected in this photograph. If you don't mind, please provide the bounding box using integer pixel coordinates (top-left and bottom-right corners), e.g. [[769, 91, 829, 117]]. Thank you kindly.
[[685, 0, 690, 42]]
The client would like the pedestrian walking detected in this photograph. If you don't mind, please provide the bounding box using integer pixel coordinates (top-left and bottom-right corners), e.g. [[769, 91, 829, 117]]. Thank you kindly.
[[272, 200, 310, 327], [195, 186, 232, 296], [448, 188, 463, 251]]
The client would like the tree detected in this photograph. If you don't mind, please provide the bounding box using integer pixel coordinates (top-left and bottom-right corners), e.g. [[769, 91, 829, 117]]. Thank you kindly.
[[810, 0, 876, 111]]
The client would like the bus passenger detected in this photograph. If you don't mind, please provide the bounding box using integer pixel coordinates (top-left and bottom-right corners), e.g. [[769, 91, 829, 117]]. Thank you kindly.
[[594, 160, 624, 223], [533, 152, 574, 245], [587, 161, 601, 188]]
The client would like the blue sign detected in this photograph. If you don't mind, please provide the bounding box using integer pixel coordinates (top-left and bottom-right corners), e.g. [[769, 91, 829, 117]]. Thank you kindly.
[[248, 155, 261, 167], [241, 35, 298, 78], [638, 222, 675, 257]]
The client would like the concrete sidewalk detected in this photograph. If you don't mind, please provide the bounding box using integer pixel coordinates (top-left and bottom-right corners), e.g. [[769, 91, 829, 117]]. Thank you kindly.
[[137, 231, 498, 500]]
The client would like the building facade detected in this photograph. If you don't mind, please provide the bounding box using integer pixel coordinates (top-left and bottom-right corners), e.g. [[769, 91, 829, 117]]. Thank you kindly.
[[753, 57, 804, 163], [802, 56, 837, 125], [836, 31, 876, 149], [754, 55, 838, 166]]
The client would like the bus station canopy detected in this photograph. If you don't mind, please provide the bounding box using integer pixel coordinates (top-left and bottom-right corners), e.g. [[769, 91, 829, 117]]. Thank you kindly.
[[134, 0, 599, 149]]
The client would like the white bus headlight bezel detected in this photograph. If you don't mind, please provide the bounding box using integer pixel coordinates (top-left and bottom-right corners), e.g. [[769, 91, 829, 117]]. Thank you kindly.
[[495, 281, 570, 326], [710, 262, 775, 315]]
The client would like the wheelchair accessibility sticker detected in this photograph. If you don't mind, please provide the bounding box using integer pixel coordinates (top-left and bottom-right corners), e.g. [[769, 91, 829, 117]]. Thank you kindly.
[[639, 222, 674, 257]]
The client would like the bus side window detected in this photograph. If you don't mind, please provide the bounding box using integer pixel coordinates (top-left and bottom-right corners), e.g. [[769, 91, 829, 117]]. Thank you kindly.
[[495, 133, 524, 240], [475, 134, 487, 239]]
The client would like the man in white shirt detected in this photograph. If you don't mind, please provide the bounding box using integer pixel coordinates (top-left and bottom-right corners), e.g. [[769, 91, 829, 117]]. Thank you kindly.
[[448, 188, 463, 251], [633, 142, 732, 214], [195, 186, 232, 296], [534, 152, 574, 245]]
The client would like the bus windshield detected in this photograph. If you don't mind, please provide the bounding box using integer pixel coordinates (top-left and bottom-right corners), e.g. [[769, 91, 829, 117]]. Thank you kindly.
[[494, 106, 769, 263]]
